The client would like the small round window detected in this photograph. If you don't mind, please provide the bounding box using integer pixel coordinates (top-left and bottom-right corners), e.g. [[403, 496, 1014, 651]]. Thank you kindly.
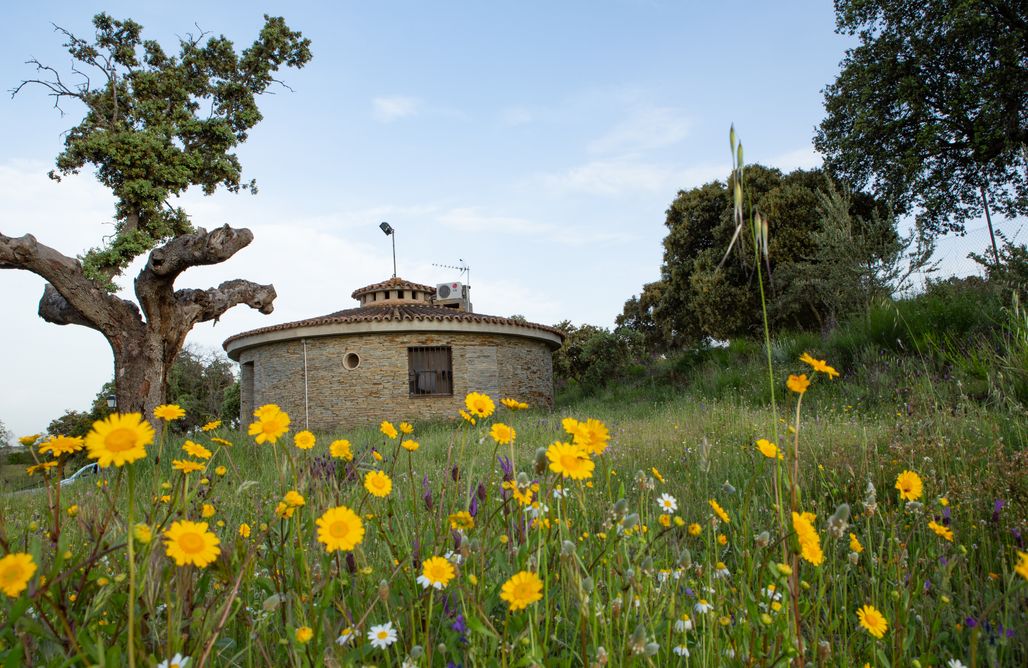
[[343, 352, 360, 370]]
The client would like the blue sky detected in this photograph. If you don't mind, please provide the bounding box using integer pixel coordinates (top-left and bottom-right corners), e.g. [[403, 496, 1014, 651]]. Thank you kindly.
[[0, 1, 943, 436]]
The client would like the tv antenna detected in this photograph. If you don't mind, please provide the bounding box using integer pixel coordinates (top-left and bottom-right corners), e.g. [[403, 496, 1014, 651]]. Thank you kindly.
[[432, 259, 469, 287]]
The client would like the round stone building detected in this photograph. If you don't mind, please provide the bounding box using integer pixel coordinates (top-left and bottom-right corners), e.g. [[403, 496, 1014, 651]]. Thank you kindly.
[[223, 277, 563, 430]]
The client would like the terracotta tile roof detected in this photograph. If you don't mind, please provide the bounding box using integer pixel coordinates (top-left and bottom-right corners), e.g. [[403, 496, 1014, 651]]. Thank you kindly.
[[350, 276, 436, 299], [223, 304, 564, 349]]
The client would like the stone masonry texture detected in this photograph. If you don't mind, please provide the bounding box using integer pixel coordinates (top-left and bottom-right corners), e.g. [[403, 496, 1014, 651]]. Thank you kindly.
[[238, 332, 554, 430]]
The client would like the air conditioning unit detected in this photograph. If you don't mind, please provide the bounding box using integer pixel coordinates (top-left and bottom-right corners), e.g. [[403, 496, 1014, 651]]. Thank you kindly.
[[435, 282, 465, 301]]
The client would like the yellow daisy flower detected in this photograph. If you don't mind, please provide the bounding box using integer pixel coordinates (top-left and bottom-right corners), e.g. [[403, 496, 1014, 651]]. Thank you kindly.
[[315, 505, 365, 552], [364, 470, 392, 497], [86, 413, 154, 468], [163, 520, 221, 568], [500, 570, 543, 611]]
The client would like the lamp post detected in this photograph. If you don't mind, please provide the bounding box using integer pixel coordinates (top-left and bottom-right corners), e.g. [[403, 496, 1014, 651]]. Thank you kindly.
[[379, 222, 396, 277], [106, 394, 117, 411]]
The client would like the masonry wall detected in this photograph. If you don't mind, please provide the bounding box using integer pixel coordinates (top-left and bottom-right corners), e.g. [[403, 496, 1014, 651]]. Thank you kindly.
[[237, 331, 554, 430]]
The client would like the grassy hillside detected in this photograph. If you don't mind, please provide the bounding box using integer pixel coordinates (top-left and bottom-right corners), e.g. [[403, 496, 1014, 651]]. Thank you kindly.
[[2, 347, 1025, 665]]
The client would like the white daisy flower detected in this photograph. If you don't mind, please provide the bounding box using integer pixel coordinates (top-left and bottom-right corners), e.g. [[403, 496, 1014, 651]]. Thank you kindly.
[[673, 644, 690, 657], [443, 550, 463, 565], [368, 622, 398, 649], [525, 502, 549, 518], [714, 561, 731, 579], [336, 627, 355, 646], [947, 661, 968, 668], [763, 584, 782, 601], [674, 614, 693, 632], [694, 599, 713, 614], [657, 493, 678, 513], [156, 655, 189, 668], [552, 487, 567, 499]]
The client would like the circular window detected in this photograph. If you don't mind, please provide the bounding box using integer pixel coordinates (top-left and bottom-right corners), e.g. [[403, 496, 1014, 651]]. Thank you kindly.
[[343, 352, 360, 370]]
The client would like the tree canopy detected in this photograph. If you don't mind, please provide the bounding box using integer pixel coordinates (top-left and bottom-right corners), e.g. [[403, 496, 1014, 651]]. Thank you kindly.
[[1, 14, 311, 417], [621, 165, 901, 346], [814, 0, 1028, 238], [13, 14, 312, 286]]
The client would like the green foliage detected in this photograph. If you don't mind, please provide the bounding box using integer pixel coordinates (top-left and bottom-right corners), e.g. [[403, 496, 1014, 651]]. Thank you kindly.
[[815, 0, 1028, 235], [971, 234, 1028, 301], [20, 13, 312, 286], [551, 320, 645, 391], [220, 381, 241, 427], [163, 347, 237, 432], [590, 277, 1028, 412], [47, 380, 116, 438], [624, 166, 894, 345], [47, 348, 236, 435]]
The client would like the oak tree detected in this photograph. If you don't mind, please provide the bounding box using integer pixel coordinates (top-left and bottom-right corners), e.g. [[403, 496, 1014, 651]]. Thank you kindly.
[[0, 14, 311, 419], [815, 0, 1028, 258]]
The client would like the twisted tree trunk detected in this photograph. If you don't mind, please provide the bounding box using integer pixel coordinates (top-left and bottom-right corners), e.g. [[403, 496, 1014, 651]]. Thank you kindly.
[[1, 225, 276, 421]]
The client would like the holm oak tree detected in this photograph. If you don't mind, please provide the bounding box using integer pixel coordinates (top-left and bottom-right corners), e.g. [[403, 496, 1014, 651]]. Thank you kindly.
[[0, 14, 311, 419]]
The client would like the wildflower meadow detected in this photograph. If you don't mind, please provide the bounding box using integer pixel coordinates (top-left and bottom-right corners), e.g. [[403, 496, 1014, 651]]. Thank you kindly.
[[2, 357, 1027, 666]]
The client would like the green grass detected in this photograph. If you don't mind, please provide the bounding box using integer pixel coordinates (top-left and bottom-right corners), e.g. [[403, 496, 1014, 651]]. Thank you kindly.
[[2, 372, 1025, 666]]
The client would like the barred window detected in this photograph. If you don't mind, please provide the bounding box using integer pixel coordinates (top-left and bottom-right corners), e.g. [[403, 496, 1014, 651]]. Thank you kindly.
[[408, 346, 452, 396]]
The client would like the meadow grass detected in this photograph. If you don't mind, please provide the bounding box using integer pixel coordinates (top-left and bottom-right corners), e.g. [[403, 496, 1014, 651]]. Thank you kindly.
[[2, 371, 1026, 667]]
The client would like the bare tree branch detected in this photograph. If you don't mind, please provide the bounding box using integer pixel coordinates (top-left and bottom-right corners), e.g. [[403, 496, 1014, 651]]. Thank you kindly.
[[38, 284, 101, 329], [141, 225, 255, 280], [176, 279, 276, 325], [0, 232, 142, 335]]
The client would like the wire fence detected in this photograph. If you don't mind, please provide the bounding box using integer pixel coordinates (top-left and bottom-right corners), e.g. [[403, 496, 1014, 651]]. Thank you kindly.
[[906, 220, 1026, 293]]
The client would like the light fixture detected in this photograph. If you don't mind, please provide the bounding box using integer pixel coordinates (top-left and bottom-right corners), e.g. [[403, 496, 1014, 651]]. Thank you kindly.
[[106, 394, 117, 410], [379, 222, 396, 277]]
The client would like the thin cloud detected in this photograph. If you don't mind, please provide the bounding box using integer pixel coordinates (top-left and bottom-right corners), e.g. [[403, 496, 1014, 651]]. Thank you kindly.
[[436, 206, 633, 246], [538, 159, 725, 197], [588, 107, 692, 155], [372, 96, 421, 122]]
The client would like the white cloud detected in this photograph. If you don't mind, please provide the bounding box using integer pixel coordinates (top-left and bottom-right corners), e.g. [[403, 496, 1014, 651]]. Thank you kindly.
[[437, 206, 632, 245], [774, 146, 822, 171], [499, 106, 537, 126], [372, 96, 421, 122], [539, 158, 724, 197], [587, 107, 692, 155]]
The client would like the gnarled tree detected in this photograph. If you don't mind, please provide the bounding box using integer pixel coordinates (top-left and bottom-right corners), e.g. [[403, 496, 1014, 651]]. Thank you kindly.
[[0, 14, 311, 418]]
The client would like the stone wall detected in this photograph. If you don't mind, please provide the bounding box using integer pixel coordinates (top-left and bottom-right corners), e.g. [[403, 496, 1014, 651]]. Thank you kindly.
[[238, 331, 554, 430]]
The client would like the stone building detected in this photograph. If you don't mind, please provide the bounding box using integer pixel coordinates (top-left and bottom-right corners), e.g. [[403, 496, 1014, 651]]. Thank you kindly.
[[223, 277, 563, 430]]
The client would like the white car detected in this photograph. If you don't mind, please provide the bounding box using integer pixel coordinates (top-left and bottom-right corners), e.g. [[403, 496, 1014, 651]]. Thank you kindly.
[[59, 463, 99, 486]]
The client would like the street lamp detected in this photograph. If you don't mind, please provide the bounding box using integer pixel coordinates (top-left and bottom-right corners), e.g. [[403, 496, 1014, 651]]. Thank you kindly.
[[106, 394, 117, 410], [379, 222, 396, 278]]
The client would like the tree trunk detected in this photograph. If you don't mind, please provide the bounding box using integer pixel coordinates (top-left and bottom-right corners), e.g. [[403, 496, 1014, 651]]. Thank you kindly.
[[110, 329, 176, 418], [2, 226, 277, 427]]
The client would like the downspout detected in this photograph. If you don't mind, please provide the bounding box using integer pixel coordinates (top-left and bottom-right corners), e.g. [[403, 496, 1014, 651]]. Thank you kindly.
[[302, 338, 310, 429]]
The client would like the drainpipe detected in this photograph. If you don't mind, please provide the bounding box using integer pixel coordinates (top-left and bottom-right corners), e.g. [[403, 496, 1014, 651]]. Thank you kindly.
[[302, 338, 310, 429]]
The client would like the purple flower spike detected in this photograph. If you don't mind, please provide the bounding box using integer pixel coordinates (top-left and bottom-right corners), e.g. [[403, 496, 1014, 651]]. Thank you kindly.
[[469, 494, 479, 518], [498, 455, 514, 481], [422, 474, 434, 511], [966, 616, 978, 628], [942, 506, 951, 525], [992, 499, 1005, 523], [477, 481, 487, 502]]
